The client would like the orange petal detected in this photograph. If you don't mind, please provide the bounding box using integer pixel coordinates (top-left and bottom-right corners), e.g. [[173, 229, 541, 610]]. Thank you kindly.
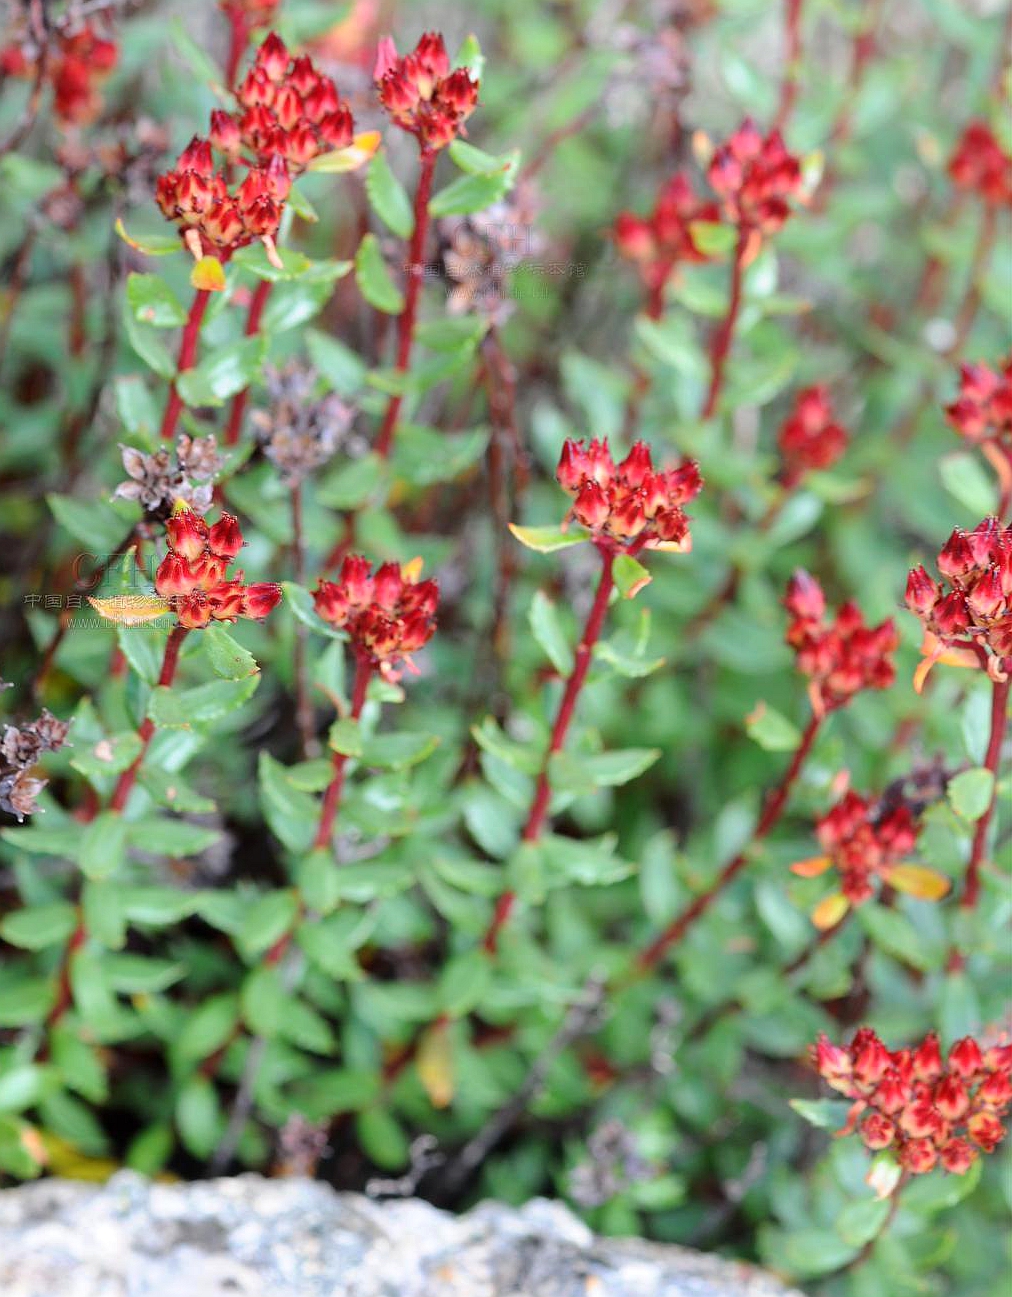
[[190, 255, 226, 292], [88, 595, 171, 626], [791, 854, 833, 878], [811, 892, 850, 931], [886, 864, 951, 901]]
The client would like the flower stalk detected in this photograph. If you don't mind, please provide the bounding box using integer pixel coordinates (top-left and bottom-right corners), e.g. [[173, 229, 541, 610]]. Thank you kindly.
[[160, 288, 211, 441], [636, 712, 822, 971], [484, 546, 616, 953], [109, 624, 189, 812], [224, 278, 272, 445], [956, 672, 1010, 924], [701, 226, 748, 420], [374, 147, 437, 459], [313, 652, 372, 849]]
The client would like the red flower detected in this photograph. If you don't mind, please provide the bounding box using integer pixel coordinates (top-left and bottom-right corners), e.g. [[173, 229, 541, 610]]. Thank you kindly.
[[230, 33, 359, 172], [811, 1028, 1011, 1175], [153, 504, 280, 628], [905, 518, 1012, 686], [155, 137, 284, 261], [374, 32, 479, 151], [707, 118, 802, 236], [613, 173, 721, 304], [948, 121, 1012, 207], [809, 789, 920, 906], [555, 438, 702, 553], [2, 23, 118, 126], [313, 555, 438, 678], [945, 357, 1012, 450], [784, 572, 897, 713], [777, 386, 848, 484]]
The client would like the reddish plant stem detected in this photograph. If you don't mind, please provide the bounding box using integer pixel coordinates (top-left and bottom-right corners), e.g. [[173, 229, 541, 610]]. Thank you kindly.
[[957, 674, 1010, 921], [374, 148, 437, 459], [291, 480, 316, 757], [109, 625, 189, 813], [223, 6, 249, 89], [484, 548, 616, 953], [636, 712, 822, 972], [947, 203, 997, 359], [313, 653, 372, 850], [36, 919, 87, 1059], [224, 279, 272, 445], [775, 0, 804, 131], [482, 325, 525, 662], [830, 0, 884, 145], [160, 289, 211, 441], [701, 227, 748, 420]]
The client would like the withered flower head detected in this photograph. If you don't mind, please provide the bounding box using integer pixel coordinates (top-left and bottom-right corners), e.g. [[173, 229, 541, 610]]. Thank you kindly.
[[0, 708, 71, 823], [114, 435, 222, 518], [251, 364, 357, 483]]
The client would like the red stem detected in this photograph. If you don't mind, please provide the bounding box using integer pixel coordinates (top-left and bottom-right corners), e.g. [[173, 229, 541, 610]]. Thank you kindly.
[[374, 148, 437, 459], [313, 654, 372, 850], [224, 279, 272, 445], [291, 481, 316, 756], [775, 0, 804, 131], [959, 674, 1010, 916], [636, 712, 822, 971], [109, 625, 189, 813], [223, 7, 249, 89], [484, 548, 616, 953], [701, 227, 748, 420], [160, 289, 211, 441]]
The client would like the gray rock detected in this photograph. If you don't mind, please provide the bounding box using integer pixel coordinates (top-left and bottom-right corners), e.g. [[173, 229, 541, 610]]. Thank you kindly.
[[0, 1173, 805, 1297]]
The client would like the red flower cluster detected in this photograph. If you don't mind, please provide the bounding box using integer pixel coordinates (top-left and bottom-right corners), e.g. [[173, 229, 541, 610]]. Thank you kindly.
[[1, 24, 118, 126], [556, 439, 703, 552], [314, 555, 439, 678], [784, 571, 897, 714], [948, 121, 1012, 207], [707, 118, 802, 236], [153, 505, 281, 629], [218, 32, 356, 172], [814, 1029, 1012, 1175], [777, 386, 848, 485], [155, 137, 287, 259], [945, 357, 1012, 449], [374, 32, 479, 151], [613, 174, 720, 305], [906, 518, 1012, 685], [801, 790, 920, 906]]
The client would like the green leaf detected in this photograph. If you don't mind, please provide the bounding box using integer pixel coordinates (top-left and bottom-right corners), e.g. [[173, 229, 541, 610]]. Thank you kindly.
[[79, 813, 128, 881], [237, 890, 298, 960], [438, 949, 492, 1016], [429, 153, 519, 217], [125, 818, 221, 858], [122, 306, 177, 379], [70, 732, 143, 780], [939, 451, 998, 516], [858, 904, 939, 971], [529, 592, 574, 674], [471, 716, 542, 776], [169, 17, 223, 87], [259, 753, 321, 853], [789, 1097, 853, 1130], [306, 328, 367, 396], [176, 335, 267, 407], [114, 217, 181, 257], [612, 554, 651, 599], [174, 993, 240, 1064], [316, 454, 384, 509], [329, 717, 362, 757], [948, 767, 995, 820], [549, 747, 661, 792], [115, 378, 160, 438], [296, 850, 342, 915], [119, 887, 197, 925], [203, 622, 259, 680], [362, 731, 439, 770], [262, 273, 346, 333], [104, 954, 185, 993], [746, 702, 802, 752], [296, 910, 374, 979], [354, 233, 404, 314], [147, 675, 261, 728], [0, 1065, 54, 1113], [452, 34, 484, 80], [117, 624, 168, 686], [175, 1074, 222, 1159], [137, 767, 216, 815], [687, 220, 737, 256], [47, 493, 133, 552], [770, 1228, 859, 1279], [241, 965, 287, 1037], [356, 1107, 409, 1169], [390, 425, 489, 486], [0, 902, 77, 951], [508, 524, 587, 554], [283, 581, 345, 639], [126, 274, 188, 328], [366, 150, 414, 239], [231, 243, 313, 281]]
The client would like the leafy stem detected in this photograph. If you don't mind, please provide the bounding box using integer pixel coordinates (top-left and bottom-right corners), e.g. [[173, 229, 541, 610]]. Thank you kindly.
[[160, 288, 211, 441], [702, 226, 749, 420], [313, 651, 373, 850], [109, 624, 189, 813]]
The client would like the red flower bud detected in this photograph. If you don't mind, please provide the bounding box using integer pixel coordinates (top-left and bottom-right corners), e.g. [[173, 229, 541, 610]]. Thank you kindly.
[[207, 512, 244, 560], [967, 1110, 1005, 1152], [155, 553, 199, 598], [166, 506, 209, 561], [905, 565, 938, 616], [940, 1137, 977, 1174], [861, 1112, 895, 1150], [784, 569, 826, 623], [901, 1137, 938, 1174], [948, 1037, 984, 1078], [912, 1032, 943, 1082], [242, 582, 283, 620]]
